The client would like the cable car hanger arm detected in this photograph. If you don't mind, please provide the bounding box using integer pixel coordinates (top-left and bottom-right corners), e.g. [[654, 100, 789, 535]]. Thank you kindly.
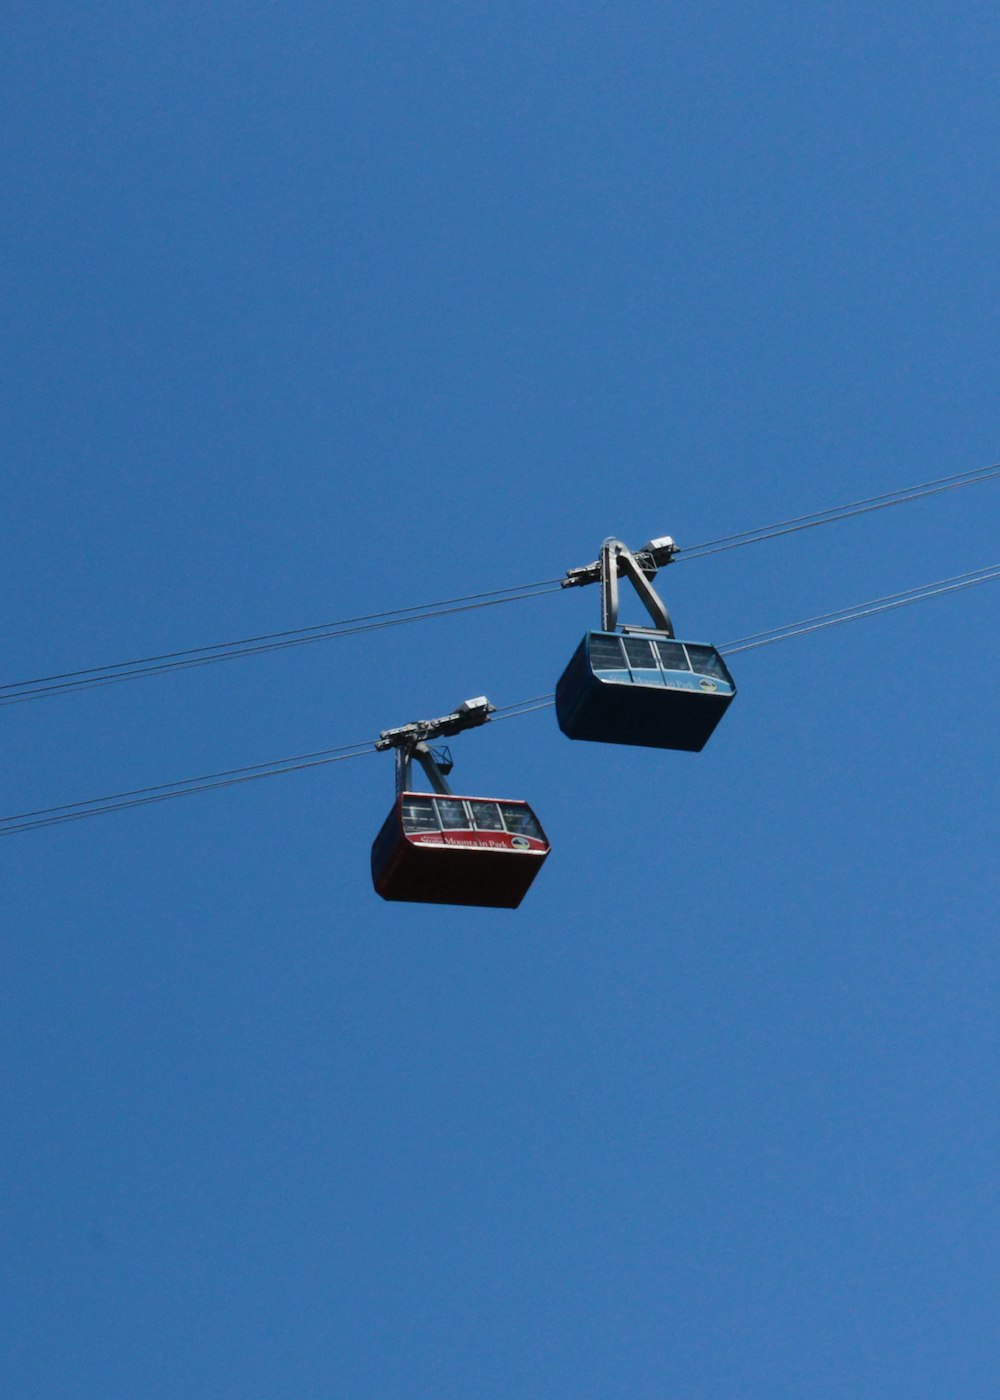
[[395, 742, 450, 796], [375, 696, 496, 797], [561, 536, 677, 634]]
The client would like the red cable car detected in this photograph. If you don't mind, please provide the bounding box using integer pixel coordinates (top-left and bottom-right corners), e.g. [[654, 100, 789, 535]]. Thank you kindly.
[[370, 698, 550, 909], [372, 792, 549, 908]]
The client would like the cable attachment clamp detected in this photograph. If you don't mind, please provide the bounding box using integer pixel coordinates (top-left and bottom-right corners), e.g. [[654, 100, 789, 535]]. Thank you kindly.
[[562, 535, 678, 589], [375, 696, 495, 752], [562, 536, 677, 634], [376, 697, 496, 796]]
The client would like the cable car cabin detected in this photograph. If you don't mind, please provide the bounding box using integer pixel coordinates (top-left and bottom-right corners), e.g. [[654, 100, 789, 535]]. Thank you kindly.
[[371, 793, 550, 908], [556, 630, 736, 752]]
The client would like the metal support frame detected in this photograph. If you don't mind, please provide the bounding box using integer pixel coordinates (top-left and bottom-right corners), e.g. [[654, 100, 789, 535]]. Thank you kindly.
[[376, 696, 495, 797], [563, 536, 677, 635], [395, 743, 454, 797]]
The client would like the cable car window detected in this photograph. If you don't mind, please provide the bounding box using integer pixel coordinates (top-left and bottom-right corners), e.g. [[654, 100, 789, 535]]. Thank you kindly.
[[436, 798, 471, 830], [469, 801, 504, 831], [685, 645, 730, 682], [499, 804, 544, 840], [655, 639, 690, 672], [402, 797, 439, 833], [622, 637, 657, 670], [589, 634, 624, 669]]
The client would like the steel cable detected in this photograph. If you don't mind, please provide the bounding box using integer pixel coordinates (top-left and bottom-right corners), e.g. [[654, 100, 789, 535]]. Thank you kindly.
[[2, 462, 996, 706], [4, 560, 995, 837], [0, 587, 563, 707], [0, 745, 378, 835], [719, 564, 1000, 654], [677, 462, 1000, 560]]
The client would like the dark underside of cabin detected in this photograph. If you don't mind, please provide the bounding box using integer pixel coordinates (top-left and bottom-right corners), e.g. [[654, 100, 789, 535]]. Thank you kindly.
[[372, 838, 545, 908]]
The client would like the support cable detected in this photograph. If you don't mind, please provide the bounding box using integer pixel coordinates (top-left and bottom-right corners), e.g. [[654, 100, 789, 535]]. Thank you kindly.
[[2, 562, 995, 838], [0, 740, 377, 835], [0, 586, 562, 707], [719, 564, 1000, 654], [676, 462, 1000, 561], [1, 462, 996, 706]]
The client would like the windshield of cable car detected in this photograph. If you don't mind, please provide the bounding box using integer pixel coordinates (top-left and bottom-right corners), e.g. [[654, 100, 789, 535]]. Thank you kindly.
[[622, 636, 658, 670], [401, 796, 439, 833], [498, 804, 545, 841], [468, 801, 504, 831], [655, 639, 690, 672], [589, 634, 625, 669], [436, 798, 470, 829], [684, 645, 732, 683]]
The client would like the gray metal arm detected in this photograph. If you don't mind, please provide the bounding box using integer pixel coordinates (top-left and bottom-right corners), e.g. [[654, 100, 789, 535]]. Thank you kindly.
[[395, 742, 454, 796], [377, 696, 495, 796], [565, 536, 676, 635]]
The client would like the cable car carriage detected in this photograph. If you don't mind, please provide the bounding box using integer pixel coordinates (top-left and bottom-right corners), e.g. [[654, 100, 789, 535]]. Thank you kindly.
[[556, 536, 736, 752], [371, 697, 550, 908]]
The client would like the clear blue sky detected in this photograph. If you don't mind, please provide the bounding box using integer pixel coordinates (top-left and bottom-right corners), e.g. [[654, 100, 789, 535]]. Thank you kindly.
[[2, 4, 998, 1396]]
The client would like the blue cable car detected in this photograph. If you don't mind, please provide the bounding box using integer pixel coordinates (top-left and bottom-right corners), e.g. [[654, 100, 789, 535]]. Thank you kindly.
[[370, 697, 550, 909], [556, 629, 735, 751], [556, 536, 736, 752]]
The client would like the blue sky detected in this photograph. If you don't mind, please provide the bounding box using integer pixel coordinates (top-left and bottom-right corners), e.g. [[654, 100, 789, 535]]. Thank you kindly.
[[2, 4, 998, 1396]]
